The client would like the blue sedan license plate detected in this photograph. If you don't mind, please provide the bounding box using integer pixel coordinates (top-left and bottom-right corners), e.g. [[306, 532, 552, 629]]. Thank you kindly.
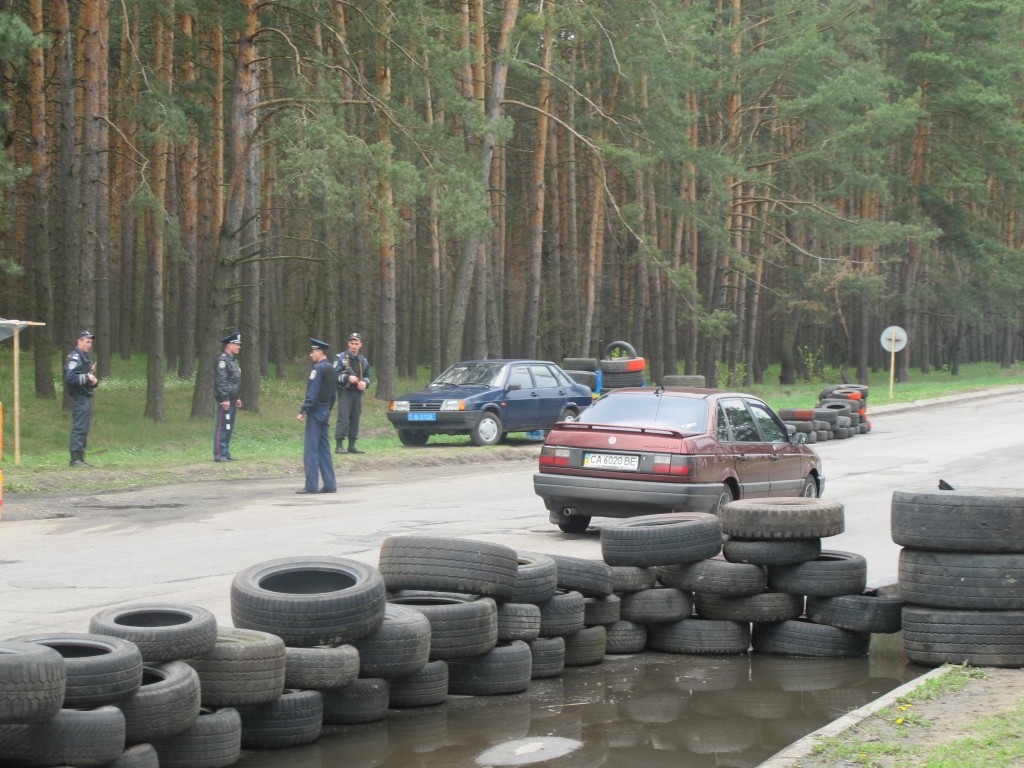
[[408, 413, 437, 422]]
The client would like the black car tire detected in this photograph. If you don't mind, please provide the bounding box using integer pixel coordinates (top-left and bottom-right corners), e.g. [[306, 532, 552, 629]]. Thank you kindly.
[[609, 566, 657, 594], [599, 370, 645, 388], [902, 606, 1024, 667], [510, 552, 558, 605], [562, 357, 599, 372], [557, 406, 580, 423], [8, 633, 144, 709], [118, 661, 201, 744], [538, 590, 586, 637], [557, 514, 591, 534], [720, 497, 845, 539], [767, 550, 868, 597], [470, 412, 503, 446], [397, 429, 429, 447], [0, 705, 126, 767], [602, 340, 637, 359], [601, 513, 723, 567], [351, 602, 432, 679], [497, 603, 542, 641], [149, 706, 242, 768], [619, 587, 693, 624], [605, 621, 647, 654], [230, 556, 387, 647], [549, 554, 614, 597], [711, 484, 736, 516], [0, 641, 66, 723], [656, 558, 767, 597], [321, 678, 389, 725], [583, 595, 621, 626], [284, 645, 360, 690], [752, 619, 870, 658], [105, 743, 160, 768], [185, 627, 286, 708], [898, 550, 1024, 609], [378, 536, 518, 599], [388, 659, 448, 708], [237, 689, 323, 750], [647, 618, 751, 655], [722, 536, 821, 566], [806, 593, 903, 634], [694, 591, 803, 623], [388, 595, 498, 660], [528, 637, 565, 679], [564, 371, 598, 389], [446, 641, 532, 695], [89, 604, 218, 663], [891, 487, 1024, 552], [563, 626, 606, 667]]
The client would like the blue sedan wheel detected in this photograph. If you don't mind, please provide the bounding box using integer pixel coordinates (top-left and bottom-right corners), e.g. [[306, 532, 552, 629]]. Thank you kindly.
[[471, 413, 503, 446]]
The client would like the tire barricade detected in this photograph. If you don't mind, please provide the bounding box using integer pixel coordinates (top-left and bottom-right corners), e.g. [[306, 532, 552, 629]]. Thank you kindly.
[[1, 497, 917, 765], [893, 485, 1024, 667], [778, 383, 872, 443]]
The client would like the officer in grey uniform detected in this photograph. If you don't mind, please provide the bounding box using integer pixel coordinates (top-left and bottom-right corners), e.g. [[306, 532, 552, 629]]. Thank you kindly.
[[214, 332, 242, 462], [296, 338, 338, 494], [65, 331, 99, 467], [334, 332, 371, 454]]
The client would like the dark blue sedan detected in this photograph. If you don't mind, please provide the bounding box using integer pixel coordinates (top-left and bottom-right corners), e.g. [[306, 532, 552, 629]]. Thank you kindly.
[[387, 360, 594, 446]]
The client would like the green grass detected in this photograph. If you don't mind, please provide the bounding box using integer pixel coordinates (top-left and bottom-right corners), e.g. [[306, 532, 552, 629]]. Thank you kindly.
[[1, 348, 1022, 493], [805, 666, 1024, 768]]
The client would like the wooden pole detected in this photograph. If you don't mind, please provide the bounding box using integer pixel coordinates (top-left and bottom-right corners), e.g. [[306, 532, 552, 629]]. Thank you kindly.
[[889, 328, 897, 399], [1, 320, 46, 466]]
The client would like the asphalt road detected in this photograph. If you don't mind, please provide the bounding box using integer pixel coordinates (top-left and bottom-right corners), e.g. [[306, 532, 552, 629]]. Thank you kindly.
[[3, 385, 1023, 638]]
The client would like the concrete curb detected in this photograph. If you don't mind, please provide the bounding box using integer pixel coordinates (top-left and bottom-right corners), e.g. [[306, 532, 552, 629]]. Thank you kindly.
[[866, 384, 1024, 416], [758, 666, 953, 767]]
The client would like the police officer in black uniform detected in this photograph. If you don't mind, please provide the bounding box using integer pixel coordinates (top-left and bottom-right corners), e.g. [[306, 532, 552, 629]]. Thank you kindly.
[[65, 330, 99, 467], [214, 332, 243, 462], [296, 338, 338, 494], [334, 332, 371, 454]]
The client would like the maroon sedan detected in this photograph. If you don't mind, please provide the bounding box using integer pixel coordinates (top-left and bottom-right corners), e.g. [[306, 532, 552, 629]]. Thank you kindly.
[[533, 387, 824, 532]]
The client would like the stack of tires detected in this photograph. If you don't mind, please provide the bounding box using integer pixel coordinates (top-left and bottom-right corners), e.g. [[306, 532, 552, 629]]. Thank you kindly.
[[561, 357, 599, 392], [893, 486, 1024, 667], [597, 502, 902, 660], [662, 374, 706, 387], [598, 340, 646, 391], [778, 384, 871, 443]]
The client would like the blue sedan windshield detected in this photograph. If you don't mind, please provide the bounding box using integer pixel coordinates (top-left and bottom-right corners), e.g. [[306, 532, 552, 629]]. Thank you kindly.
[[432, 363, 506, 387], [580, 393, 709, 433]]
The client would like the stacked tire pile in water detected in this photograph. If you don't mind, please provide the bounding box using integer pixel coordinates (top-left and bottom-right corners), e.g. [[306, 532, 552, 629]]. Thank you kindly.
[[778, 384, 871, 444], [0, 502, 903, 766], [893, 486, 1024, 667], [563, 340, 646, 393]]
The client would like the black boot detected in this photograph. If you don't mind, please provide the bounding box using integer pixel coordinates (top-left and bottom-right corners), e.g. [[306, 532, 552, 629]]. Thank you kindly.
[[335, 440, 346, 455], [79, 452, 95, 467], [347, 439, 364, 454], [70, 451, 88, 467]]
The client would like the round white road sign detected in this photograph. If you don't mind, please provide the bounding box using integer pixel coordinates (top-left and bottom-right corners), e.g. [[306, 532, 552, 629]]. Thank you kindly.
[[880, 325, 908, 352]]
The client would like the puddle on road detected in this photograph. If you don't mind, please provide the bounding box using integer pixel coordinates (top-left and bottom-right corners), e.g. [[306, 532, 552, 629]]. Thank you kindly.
[[236, 645, 925, 768]]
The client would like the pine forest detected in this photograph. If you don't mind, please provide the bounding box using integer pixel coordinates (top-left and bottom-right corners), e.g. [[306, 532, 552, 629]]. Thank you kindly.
[[2, 0, 1024, 418]]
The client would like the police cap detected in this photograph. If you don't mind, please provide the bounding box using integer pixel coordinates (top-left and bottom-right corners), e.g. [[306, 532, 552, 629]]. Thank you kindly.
[[348, 332, 363, 342], [309, 338, 331, 351], [222, 332, 241, 345], [77, 330, 94, 339]]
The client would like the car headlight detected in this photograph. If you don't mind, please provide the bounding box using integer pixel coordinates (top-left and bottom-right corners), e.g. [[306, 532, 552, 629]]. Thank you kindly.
[[441, 399, 465, 411], [391, 401, 410, 412]]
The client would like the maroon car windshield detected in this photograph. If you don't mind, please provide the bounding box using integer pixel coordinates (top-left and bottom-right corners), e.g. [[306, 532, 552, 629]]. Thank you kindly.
[[579, 392, 709, 432]]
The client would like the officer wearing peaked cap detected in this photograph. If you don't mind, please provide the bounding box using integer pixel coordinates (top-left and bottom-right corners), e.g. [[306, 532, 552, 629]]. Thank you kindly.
[[214, 332, 242, 462], [65, 331, 99, 467], [296, 338, 337, 493]]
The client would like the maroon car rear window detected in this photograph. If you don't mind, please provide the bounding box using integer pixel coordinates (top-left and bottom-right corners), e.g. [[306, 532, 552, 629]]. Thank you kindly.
[[580, 393, 708, 431]]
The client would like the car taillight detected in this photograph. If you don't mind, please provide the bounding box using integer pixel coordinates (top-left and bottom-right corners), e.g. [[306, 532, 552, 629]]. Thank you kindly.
[[652, 453, 696, 477], [540, 446, 571, 468]]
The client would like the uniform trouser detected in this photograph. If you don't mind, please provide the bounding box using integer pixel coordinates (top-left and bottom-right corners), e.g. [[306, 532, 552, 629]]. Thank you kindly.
[[335, 388, 363, 441], [304, 403, 337, 492], [69, 394, 93, 453], [214, 401, 237, 459]]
